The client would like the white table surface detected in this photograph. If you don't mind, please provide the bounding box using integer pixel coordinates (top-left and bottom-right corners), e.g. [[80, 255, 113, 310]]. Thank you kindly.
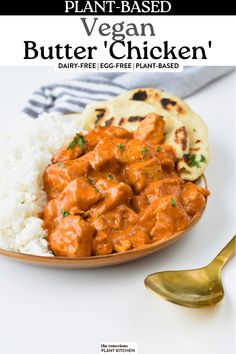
[[0, 67, 235, 354]]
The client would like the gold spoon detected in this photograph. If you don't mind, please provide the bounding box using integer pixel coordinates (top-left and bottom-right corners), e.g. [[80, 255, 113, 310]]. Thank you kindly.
[[145, 236, 235, 308]]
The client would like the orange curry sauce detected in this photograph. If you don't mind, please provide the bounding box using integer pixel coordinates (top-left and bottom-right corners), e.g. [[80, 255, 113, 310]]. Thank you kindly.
[[42, 113, 210, 257]]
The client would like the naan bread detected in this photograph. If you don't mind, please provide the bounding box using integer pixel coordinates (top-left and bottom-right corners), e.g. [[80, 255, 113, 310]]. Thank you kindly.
[[81, 100, 161, 132], [119, 88, 210, 181], [80, 88, 209, 181], [81, 99, 190, 157]]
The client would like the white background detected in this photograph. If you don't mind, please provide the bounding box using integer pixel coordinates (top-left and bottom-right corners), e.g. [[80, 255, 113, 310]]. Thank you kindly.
[[0, 67, 235, 354]]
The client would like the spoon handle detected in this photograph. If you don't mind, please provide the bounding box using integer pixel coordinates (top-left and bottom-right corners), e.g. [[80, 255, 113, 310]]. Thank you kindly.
[[210, 236, 235, 271]]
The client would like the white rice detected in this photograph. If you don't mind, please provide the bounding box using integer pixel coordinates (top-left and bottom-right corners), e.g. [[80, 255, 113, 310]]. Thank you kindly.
[[0, 112, 84, 256]]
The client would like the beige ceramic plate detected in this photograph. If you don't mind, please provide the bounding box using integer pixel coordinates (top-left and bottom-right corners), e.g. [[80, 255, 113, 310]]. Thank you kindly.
[[0, 176, 208, 268]]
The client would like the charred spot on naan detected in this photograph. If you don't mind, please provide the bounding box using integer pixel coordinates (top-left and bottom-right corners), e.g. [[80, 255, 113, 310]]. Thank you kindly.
[[160, 98, 186, 116], [95, 108, 106, 125], [178, 166, 192, 176], [105, 117, 114, 126], [176, 105, 185, 115], [183, 154, 190, 163], [118, 118, 125, 126], [130, 89, 186, 117], [160, 98, 177, 109], [128, 116, 145, 122], [190, 147, 200, 152], [131, 88, 161, 103], [174, 126, 188, 151], [131, 90, 148, 101]]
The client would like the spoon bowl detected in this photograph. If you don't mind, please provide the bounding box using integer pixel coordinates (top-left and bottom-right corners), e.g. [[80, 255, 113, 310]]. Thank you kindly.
[[145, 236, 235, 308], [145, 267, 224, 308]]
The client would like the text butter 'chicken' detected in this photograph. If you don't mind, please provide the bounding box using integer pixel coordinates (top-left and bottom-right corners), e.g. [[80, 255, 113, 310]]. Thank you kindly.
[[43, 113, 209, 257]]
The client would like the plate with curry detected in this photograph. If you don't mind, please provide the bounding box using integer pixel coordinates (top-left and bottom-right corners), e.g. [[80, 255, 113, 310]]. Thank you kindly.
[[0, 88, 210, 268]]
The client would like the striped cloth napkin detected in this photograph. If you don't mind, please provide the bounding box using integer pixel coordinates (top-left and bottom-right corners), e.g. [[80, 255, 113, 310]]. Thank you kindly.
[[23, 66, 234, 118]]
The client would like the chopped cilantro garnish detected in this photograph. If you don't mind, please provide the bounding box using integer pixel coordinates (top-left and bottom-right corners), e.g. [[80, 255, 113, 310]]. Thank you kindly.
[[66, 133, 85, 150], [88, 177, 94, 185], [170, 198, 176, 207], [96, 214, 101, 218], [60, 208, 70, 217], [57, 162, 64, 167], [117, 143, 124, 151], [200, 154, 206, 163], [187, 154, 206, 167], [141, 146, 148, 157], [107, 173, 113, 180], [156, 146, 162, 152], [95, 188, 100, 193], [188, 154, 200, 168]]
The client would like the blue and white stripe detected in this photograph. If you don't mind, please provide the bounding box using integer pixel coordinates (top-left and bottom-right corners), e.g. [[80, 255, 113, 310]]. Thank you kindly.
[[23, 68, 234, 118]]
